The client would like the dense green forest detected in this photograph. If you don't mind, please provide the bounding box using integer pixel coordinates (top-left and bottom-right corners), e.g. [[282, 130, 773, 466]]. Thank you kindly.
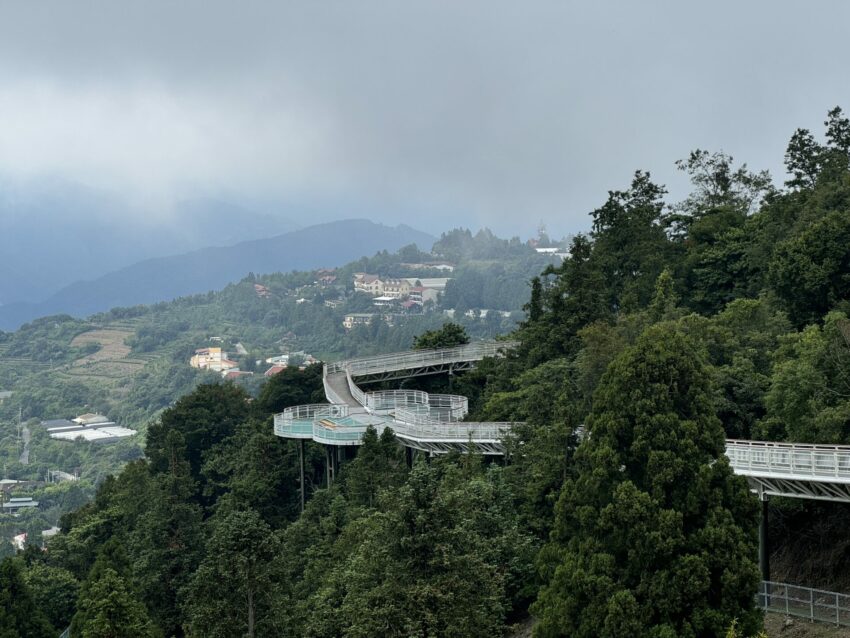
[[5, 108, 850, 636]]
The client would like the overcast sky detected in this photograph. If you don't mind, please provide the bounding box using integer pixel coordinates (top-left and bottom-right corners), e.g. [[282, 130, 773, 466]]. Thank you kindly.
[[1, 1, 849, 238]]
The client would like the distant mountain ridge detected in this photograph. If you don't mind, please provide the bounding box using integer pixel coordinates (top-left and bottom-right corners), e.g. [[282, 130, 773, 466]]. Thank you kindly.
[[0, 177, 300, 304], [0, 219, 434, 330]]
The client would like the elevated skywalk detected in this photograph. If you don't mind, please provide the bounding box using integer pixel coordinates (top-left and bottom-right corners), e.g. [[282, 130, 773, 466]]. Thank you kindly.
[[276, 341, 518, 455], [275, 341, 850, 500], [726, 440, 850, 503]]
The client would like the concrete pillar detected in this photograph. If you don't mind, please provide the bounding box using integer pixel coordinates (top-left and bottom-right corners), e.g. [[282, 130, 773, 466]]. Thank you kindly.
[[405, 446, 413, 468], [299, 440, 306, 513], [759, 491, 770, 584], [326, 446, 334, 487]]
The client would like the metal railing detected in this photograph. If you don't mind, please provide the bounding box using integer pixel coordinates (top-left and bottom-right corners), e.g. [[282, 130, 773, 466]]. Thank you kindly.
[[280, 404, 350, 422], [726, 440, 850, 479], [274, 404, 349, 437], [428, 393, 469, 417], [312, 418, 371, 445], [758, 581, 850, 627], [392, 407, 511, 440], [326, 340, 518, 376], [345, 368, 368, 406], [365, 389, 429, 412]]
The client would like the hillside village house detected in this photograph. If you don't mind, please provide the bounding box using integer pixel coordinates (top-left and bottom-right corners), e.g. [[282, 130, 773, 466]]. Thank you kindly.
[[408, 286, 439, 305], [353, 274, 412, 298], [353, 274, 449, 305], [353, 273, 382, 295], [379, 278, 412, 298], [190, 347, 238, 372], [343, 313, 376, 330]]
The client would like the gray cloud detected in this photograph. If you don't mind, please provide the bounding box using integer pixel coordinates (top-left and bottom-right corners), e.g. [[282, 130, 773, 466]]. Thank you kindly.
[[1, 1, 849, 237]]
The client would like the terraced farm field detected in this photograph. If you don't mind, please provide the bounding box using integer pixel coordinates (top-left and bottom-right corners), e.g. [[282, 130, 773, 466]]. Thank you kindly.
[[66, 328, 148, 379]]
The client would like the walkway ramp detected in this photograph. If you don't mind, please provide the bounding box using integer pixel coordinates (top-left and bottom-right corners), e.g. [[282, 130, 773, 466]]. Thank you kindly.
[[323, 370, 363, 409]]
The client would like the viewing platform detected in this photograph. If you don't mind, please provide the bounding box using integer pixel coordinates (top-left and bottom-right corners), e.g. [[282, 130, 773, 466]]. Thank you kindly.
[[276, 341, 518, 455]]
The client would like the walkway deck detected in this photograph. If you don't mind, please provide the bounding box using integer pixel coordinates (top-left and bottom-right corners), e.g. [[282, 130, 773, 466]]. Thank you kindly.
[[276, 341, 517, 455], [275, 342, 850, 499]]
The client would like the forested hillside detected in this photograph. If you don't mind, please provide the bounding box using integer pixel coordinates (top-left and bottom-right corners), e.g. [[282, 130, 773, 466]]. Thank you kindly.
[[0, 231, 552, 562], [5, 108, 850, 636]]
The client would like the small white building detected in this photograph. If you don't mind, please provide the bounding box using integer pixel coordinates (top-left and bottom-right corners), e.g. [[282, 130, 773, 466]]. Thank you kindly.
[[42, 527, 60, 544], [72, 413, 110, 426], [343, 313, 376, 330], [372, 296, 397, 307], [190, 347, 238, 372], [49, 426, 137, 443]]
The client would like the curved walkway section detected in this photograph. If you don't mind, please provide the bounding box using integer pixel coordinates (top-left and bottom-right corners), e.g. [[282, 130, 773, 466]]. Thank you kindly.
[[277, 341, 518, 455]]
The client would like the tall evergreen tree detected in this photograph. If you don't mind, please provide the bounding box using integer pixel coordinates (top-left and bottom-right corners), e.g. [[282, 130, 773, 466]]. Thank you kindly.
[[769, 209, 850, 327], [412, 322, 470, 350], [306, 462, 535, 638], [145, 383, 250, 486], [591, 171, 672, 312], [70, 567, 155, 638], [131, 430, 203, 637], [0, 558, 54, 638], [533, 326, 761, 638], [22, 563, 80, 632], [343, 426, 407, 508], [519, 234, 609, 364], [784, 128, 823, 189], [184, 508, 281, 638]]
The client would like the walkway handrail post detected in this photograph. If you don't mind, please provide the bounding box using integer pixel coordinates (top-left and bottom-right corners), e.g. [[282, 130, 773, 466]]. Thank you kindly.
[[810, 587, 815, 623]]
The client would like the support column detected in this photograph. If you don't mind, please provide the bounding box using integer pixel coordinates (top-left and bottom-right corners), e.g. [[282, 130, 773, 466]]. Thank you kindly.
[[405, 446, 413, 468], [326, 446, 335, 487], [299, 440, 306, 513], [759, 491, 770, 584]]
